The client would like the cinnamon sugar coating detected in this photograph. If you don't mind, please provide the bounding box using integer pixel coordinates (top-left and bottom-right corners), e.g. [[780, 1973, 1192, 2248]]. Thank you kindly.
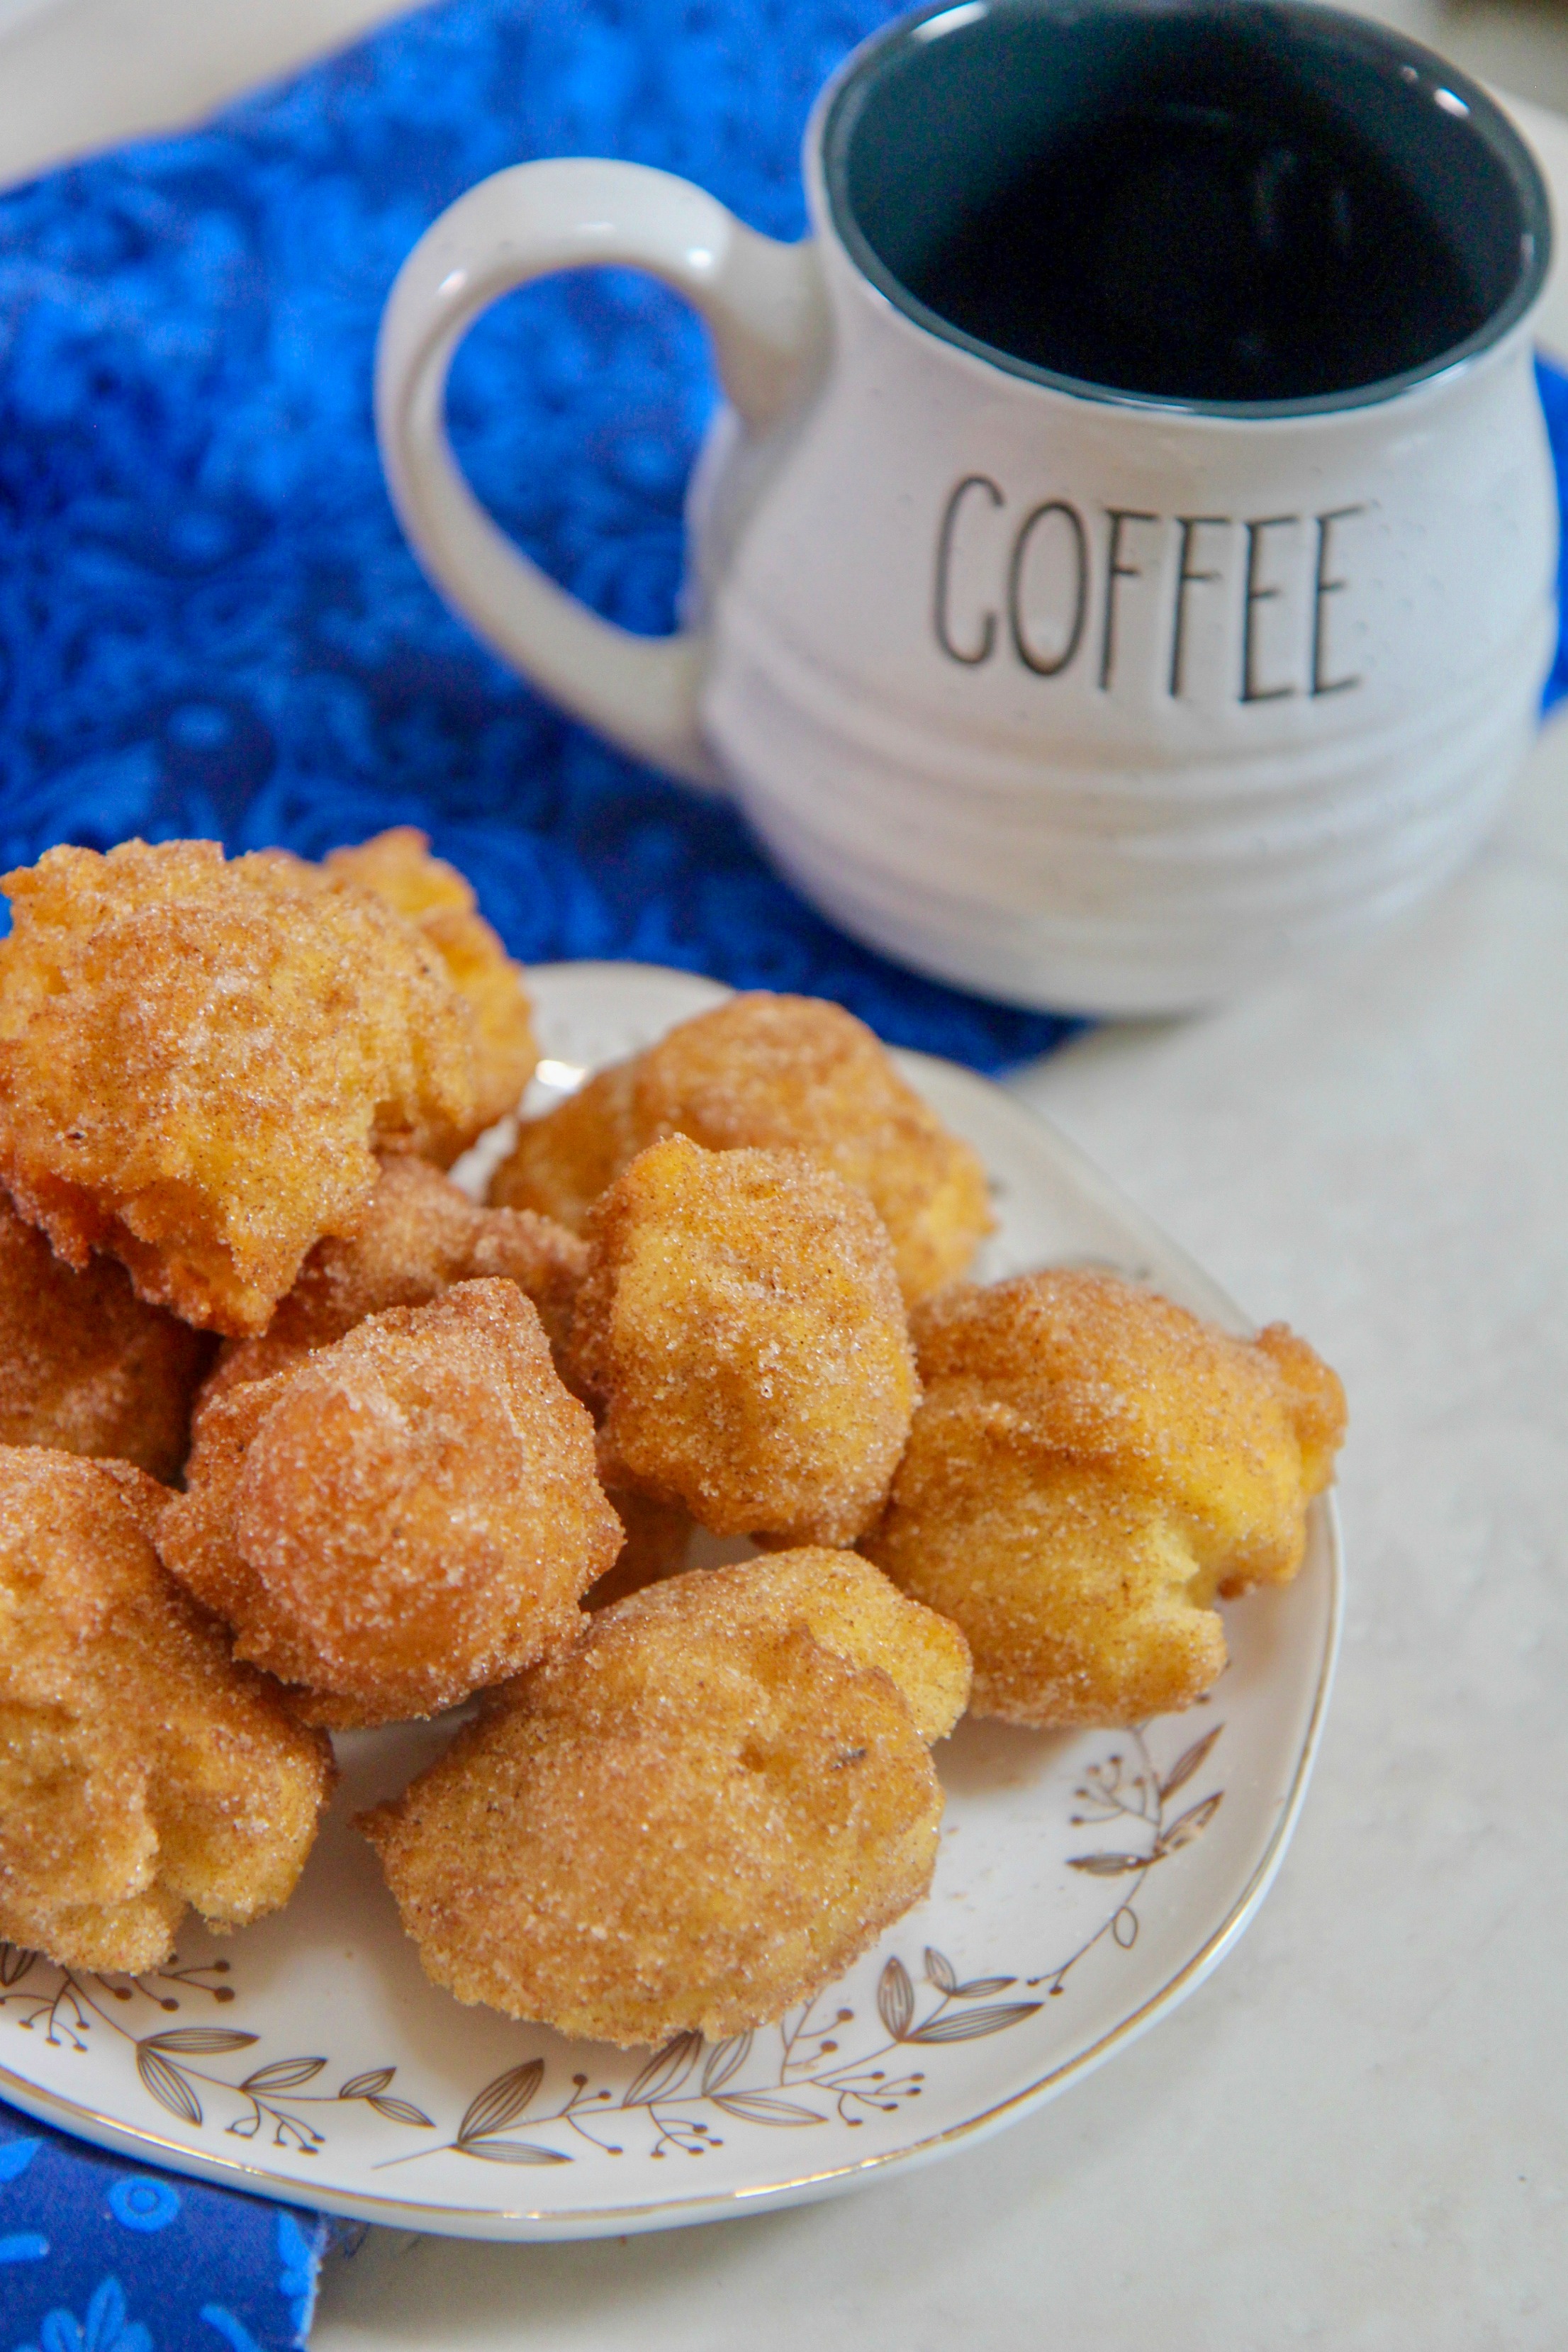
[[325, 828, 537, 1131], [863, 1270, 1347, 1727], [566, 1136, 919, 1547], [160, 1281, 621, 1724], [694, 1547, 971, 1742], [0, 1448, 332, 1973], [490, 992, 992, 1304], [0, 1191, 211, 1481], [359, 1556, 948, 2046], [0, 839, 482, 1334], [200, 1155, 586, 1411]]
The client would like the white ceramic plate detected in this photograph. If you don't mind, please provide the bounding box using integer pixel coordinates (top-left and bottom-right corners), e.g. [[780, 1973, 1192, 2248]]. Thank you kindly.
[[0, 963, 1341, 2241]]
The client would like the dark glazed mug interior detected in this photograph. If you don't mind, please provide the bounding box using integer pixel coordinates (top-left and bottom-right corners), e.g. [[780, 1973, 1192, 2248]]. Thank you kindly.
[[822, 0, 1551, 415]]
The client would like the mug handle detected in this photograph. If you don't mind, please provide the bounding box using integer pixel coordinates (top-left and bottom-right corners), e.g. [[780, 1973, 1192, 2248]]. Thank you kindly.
[[376, 159, 827, 790]]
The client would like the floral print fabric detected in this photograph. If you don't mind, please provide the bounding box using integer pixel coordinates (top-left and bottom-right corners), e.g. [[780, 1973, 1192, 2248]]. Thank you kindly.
[[0, 0, 1093, 1071], [0, 2106, 330, 2351]]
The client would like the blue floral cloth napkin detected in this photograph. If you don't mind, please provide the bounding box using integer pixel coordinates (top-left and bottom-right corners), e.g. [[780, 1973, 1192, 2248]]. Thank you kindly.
[[0, 2103, 330, 2351], [1, 0, 1567, 2342], [0, 0, 1092, 1070]]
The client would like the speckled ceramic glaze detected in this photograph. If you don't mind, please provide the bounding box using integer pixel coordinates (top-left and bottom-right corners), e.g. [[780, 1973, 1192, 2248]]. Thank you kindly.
[[0, 964, 1340, 2242]]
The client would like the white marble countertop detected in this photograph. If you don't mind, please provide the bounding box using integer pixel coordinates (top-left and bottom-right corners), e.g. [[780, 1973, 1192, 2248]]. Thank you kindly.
[[1, 4, 1564, 2343]]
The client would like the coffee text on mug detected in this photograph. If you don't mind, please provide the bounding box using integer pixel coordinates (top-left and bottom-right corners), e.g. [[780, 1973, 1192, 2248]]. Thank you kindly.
[[934, 479, 1367, 703]]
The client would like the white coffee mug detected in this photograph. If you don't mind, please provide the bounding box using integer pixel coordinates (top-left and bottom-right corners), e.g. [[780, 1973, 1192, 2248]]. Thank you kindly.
[[376, 0, 1557, 1014]]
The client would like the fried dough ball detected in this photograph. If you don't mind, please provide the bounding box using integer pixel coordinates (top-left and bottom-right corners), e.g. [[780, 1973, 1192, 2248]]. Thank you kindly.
[[360, 1559, 947, 2045], [0, 1448, 332, 1973], [490, 992, 992, 1304], [0, 839, 485, 1335], [863, 1270, 1347, 1727], [160, 1281, 621, 1725], [0, 1192, 211, 1481], [490, 1058, 639, 1233], [199, 1156, 586, 1411], [566, 1136, 918, 1547], [325, 829, 537, 1131]]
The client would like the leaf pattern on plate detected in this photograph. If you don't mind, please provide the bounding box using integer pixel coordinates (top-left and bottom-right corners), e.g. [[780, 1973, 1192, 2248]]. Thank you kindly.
[[877, 1957, 915, 2041], [622, 2033, 702, 2109], [709, 2093, 824, 2127], [1160, 1725, 1223, 1801], [924, 1948, 958, 1995], [700, 2033, 752, 2095], [1068, 1849, 1152, 1876], [458, 2139, 573, 2166], [457, 2060, 544, 2145], [904, 2003, 1044, 2045], [0, 1951, 432, 2154], [142, 2029, 257, 2056], [136, 2046, 203, 2127], [1155, 1793, 1224, 1857], [242, 2059, 326, 2093], [337, 2068, 395, 2101], [365, 2096, 435, 2128], [1032, 1723, 1227, 1993]]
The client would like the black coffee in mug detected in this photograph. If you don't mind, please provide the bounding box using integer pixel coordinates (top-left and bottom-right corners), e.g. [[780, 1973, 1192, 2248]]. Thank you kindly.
[[826, 0, 1538, 410]]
